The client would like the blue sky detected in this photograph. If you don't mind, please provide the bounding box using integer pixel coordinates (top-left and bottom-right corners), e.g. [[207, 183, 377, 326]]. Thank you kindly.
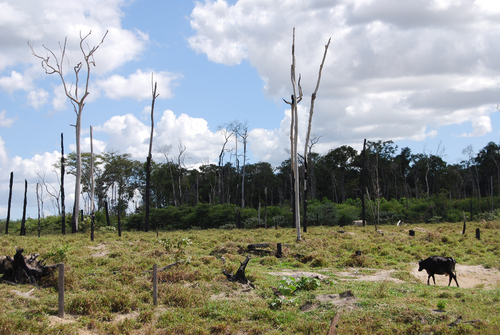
[[2, 0, 500, 220]]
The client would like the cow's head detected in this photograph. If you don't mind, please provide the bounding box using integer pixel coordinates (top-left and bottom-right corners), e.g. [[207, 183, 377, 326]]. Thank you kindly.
[[418, 259, 424, 271]]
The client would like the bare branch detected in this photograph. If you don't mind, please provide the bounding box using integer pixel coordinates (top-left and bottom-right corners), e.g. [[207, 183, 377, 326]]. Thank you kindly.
[[304, 37, 331, 161]]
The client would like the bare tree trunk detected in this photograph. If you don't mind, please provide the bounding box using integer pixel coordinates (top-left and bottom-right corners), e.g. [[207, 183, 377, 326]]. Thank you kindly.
[[146, 76, 159, 232], [284, 29, 330, 241], [239, 124, 249, 210], [283, 28, 303, 241], [37, 183, 41, 238], [177, 142, 186, 206], [90, 126, 95, 241], [20, 180, 28, 236], [361, 139, 366, 226], [5, 172, 13, 234], [61, 133, 66, 235]]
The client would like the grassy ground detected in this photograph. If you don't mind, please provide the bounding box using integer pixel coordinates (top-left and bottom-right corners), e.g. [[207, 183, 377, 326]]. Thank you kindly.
[[0, 221, 499, 334]]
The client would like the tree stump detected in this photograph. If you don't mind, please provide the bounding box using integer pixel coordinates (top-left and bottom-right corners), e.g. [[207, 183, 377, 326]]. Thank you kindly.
[[222, 255, 255, 288], [0, 248, 59, 288]]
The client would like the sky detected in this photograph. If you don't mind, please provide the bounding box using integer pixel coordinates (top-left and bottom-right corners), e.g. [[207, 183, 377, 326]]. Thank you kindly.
[[2, 0, 500, 220]]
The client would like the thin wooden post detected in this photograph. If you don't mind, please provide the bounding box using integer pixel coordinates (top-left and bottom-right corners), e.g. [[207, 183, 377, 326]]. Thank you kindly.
[[277, 243, 282, 258], [476, 228, 481, 240], [153, 264, 158, 305], [58, 263, 64, 318], [462, 211, 466, 234]]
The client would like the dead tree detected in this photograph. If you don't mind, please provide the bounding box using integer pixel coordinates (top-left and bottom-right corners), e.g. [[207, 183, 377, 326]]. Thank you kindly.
[[36, 183, 41, 237], [146, 74, 159, 232], [29, 30, 108, 232], [5, 171, 13, 234], [90, 126, 95, 241], [61, 133, 66, 235], [283, 28, 330, 241], [20, 180, 28, 236]]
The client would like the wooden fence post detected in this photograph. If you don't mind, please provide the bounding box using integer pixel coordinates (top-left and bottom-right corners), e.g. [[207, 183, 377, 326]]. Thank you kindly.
[[153, 264, 158, 305], [476, 228, 480, 240], [462, 211, 466, 234], [58, 263, 64, 318], [277, 243, 282, 258]]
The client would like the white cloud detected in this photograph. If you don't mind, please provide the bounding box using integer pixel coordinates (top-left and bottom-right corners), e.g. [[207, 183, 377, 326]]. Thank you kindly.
[[92, 110, 225, 165], [52, 85, 68, 111], [0, 71, 32, 93], [0, 111, 15, 128], [27, 89, 49, 109], [96, 69, 182, 101], [189, 0, 500, 159], [0, 0, 148, 73], [459, 115, 492, 137]]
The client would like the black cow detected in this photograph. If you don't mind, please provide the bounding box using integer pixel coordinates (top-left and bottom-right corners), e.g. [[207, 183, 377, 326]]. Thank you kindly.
[[418, 256, 459, 287]]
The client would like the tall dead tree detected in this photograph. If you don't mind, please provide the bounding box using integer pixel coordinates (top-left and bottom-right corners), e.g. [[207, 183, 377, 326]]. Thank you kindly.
[[283, 28, 330, 241], [5, 172, 13, 234], [239, 123, 249, 211], [20, 180, 28, 236], [146, 74, 159, 232], [90, 126, 95, 241], [29, 30, 108, 232], [61, 133, 66, 234], [36, 183, 41, 237]]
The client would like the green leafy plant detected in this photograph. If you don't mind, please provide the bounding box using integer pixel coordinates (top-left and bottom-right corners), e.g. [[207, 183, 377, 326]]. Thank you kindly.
[[277, 276, 321, 296], [45, 244, 72, 263], [437, 301, 446, 311], [268, 296, 296, 310], [159, 237, 193, 263]]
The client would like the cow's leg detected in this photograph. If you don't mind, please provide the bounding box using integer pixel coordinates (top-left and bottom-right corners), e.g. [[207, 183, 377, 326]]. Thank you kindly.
[[452, 273, 459, 287], [427, 275, 431, 285], [431, 274, 436, 285]]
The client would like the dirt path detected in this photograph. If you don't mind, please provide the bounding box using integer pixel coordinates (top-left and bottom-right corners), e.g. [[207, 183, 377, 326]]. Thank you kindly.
[[269, 264, 500, 289], [411, 264, 500, 289]]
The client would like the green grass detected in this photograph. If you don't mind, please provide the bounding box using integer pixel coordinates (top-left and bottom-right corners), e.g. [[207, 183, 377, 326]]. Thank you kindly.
[[0, 221, 499, 334]]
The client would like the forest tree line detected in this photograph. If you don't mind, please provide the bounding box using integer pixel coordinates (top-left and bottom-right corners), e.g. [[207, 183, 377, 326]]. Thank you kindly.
[[50, 139, 499, 224]]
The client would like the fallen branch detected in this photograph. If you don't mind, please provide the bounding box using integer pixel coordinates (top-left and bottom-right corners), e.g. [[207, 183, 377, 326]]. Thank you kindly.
[[327, 312, 340, 335]]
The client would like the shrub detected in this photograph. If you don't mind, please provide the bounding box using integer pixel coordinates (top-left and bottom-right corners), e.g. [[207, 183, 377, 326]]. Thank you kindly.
[[336, 204, 359, 226], [313, 200, 338, 226]]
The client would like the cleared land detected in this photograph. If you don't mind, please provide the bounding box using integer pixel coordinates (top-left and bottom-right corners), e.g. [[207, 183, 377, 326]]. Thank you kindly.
[[0, 221, 499, 334]]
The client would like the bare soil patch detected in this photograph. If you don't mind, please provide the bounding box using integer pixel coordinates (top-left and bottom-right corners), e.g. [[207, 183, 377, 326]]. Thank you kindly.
[[269, 264, 500, 289], [88, 242, 109, 257], [411, 264, 500, 289], [267, 270, 330, 280]]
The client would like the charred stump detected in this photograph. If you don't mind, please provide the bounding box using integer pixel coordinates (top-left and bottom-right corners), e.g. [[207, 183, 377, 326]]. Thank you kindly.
[[222, 255, 255, 288], [0, 248, 59, 288]]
